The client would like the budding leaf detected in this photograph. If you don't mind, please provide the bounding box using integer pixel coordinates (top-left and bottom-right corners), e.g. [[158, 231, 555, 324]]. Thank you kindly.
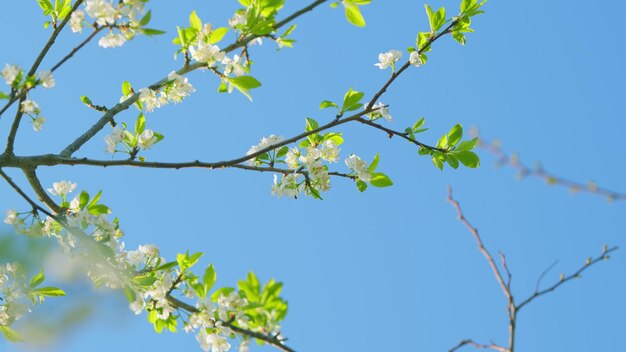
[[30, 269, 45, 288]]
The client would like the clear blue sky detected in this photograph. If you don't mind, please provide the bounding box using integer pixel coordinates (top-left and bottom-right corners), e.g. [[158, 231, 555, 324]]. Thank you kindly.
[[1, 1, 625, 351]]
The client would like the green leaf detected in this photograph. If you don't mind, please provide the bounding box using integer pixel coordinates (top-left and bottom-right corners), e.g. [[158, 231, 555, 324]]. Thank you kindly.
[[342, 88, 364, 112], [446, 153, 459, 169], [431, 154, 444, 170], [133, 275, 158, 287], [141, 28, 166, 36], [454, 151, 480, 168], [32, 287, 66, 297], [210, 287, 235, 302], [321, 132, 344, 145], [189, 10, 202, 31], [87, 204, 110, 216], [87, 190, 102, 208], [452, 31, 466, 45], [369, 172, 393, 187], [203, 264, 217, 294], [121, 81, 132, 96], [320, 100, 338, 110], [447, 124, 463, 147], [229, 76, 262, 101], [456, 137, 477, 151], [0, 326, 23, 342], [305, 117, 319, 131], [356, 180, 368, 192], [368, 153, 380, 173], [344, 2, 366, 27], [124, 286, 137, 303], [153, 261, 178, 271], [139, 10, 152, 27], [79, 191, 90, 209], [30, 269, 45, 288], [135, 113, 146, 135], [37, 0, 54, 12], [0, 92, 9, 100], [208, 27, 229, 44]]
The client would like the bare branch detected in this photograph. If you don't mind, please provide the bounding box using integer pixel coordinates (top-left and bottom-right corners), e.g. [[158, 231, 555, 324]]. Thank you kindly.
[[476, 135, 626, 202], [516, 245, 618, 311]]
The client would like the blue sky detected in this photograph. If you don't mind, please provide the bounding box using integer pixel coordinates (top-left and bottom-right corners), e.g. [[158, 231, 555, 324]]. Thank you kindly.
[[1, 0, 625, 351]]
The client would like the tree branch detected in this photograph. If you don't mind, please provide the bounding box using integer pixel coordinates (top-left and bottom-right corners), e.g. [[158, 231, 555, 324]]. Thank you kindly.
[[477, 136, 626, 202], [165, 295, 296, 352], [22, 167, 63, 214], [59, 0, 329, 158]]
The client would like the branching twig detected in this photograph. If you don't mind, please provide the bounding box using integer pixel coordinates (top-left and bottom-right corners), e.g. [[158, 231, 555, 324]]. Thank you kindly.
[[476, 136, 626, 202], [446, 186, 617, 352]]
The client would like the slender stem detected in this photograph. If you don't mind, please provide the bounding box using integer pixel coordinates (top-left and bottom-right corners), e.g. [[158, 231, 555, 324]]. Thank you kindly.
[[0, 168, 56, 219], [51, 26, 105, 73], [354, 116, 446, 152]]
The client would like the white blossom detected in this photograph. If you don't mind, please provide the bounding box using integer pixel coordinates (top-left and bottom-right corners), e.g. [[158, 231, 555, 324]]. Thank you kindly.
[[409, 51, 423, 67], [320, 140, 340, 163], [368, 102, 392, 122], [85, 0, 118, 26], [1, 64, 20, 85], [166, 71, 195, 103], [104, 126, 125, 153], [98, 32, 126, 48], [47, 180, 77, 197], [138, 129, 158, 150], [375, 49, 402, 70], [70, 10, 85, 33], [32, 116, 46, 132], [20, 100, 39, 114], [271, 173, 301, 198], [345, 154, 372, 182], [139, 88, 167, 112], [222, 55, 245, 77], [197, 331, 231, 352], [39, 70, 55, 88], [190, 42, 225, 66], [229, 12, 247, 28], [3, 210, 17, 225], [246, 135, 285, 166], [285, 147, 300, 169]]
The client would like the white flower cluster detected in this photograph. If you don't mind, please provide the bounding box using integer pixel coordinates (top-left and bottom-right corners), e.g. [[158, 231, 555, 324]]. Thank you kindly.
[[246, 134, 285, 166], [1, 66, 54, 131], [375, 49, 423, 70], [71, 0, 147, 48], [345, 154, 372, 182], [184, 292, 250, 352], [0, 263, 29, 327], [273, 140, 342, 197], [188, 24, 246, 78]]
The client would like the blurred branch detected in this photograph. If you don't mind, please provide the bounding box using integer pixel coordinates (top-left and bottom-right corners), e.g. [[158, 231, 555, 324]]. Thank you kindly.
[[474, 133, 626, 202], [446, 186, 617, 352]]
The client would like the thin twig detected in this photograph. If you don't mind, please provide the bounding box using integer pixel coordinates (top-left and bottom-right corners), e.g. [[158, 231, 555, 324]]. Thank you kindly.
[[516, 245, 618, 311], [477, 136, 626, 202]]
